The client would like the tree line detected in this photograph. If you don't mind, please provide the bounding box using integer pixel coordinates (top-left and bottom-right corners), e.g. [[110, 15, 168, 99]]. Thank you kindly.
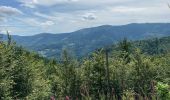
[[0, 34, 170, 100]]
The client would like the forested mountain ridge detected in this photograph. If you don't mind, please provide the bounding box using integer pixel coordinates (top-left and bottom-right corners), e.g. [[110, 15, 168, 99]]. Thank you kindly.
[[3, 23, 170, 58], [109, 36, 170, 56]]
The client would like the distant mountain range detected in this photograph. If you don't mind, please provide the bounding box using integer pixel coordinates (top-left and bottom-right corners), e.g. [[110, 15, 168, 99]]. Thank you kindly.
[[2, 23, 170, 58]]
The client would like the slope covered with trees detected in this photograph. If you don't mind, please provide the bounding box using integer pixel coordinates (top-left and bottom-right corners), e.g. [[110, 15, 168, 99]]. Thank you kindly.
[[3, 23, 170, 58], [0, 34, 170, 100]]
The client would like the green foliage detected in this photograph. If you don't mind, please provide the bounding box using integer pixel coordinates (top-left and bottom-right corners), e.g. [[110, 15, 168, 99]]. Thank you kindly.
[[0, 35, 51, 99], [156, 82, 170, 100], [0, 34, 170, 100], [82, 50, 107, 99], [61, 49, 76, 97], [130, 49, 156, 98], [0, 43, 14, 100]]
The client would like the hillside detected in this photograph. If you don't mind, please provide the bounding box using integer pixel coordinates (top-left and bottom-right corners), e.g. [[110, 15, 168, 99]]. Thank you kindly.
[[109, 36, 170, 56], [3, 23, 170, 58]]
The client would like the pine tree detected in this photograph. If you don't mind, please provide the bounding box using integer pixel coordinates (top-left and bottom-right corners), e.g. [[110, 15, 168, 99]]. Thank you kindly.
[[131, 49, 155, 100]]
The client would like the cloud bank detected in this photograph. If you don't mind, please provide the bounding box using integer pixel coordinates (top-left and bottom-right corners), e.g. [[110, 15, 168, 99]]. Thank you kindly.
[[0, 0, 170, 35]]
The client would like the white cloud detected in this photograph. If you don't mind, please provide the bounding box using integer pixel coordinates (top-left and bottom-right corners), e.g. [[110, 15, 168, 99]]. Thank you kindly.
[[0, 6, 23, 16], [34, 12, 61, 21], [0, 16, 4, 21], [0, 30, 12, 34], [0, 6, 23, 22], [18, 0, 79, 8], [2, 0, 170, 35], [20, 0, 37, 8], [40, 21, 55, 26], [82, 13, 97, 20], [110, 6, 146, 13], [18, 18, 55, 27]]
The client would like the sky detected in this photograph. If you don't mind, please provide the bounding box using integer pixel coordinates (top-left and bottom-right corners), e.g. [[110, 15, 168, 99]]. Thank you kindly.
[[0, 0, 170, 35]]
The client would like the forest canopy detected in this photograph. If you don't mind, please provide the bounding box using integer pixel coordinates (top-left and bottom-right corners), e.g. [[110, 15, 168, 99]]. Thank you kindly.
[[0, 34, 170, 100]]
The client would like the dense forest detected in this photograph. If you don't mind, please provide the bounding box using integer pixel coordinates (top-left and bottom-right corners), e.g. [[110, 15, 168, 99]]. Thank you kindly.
[[0, 34, 170, 100]]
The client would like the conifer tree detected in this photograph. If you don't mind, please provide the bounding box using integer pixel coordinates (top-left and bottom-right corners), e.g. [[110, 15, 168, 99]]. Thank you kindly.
[[131, 49, 155, 100]]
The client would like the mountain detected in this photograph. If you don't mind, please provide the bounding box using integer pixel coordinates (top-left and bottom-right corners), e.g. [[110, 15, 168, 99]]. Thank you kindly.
[[2, 23, 170, 58]]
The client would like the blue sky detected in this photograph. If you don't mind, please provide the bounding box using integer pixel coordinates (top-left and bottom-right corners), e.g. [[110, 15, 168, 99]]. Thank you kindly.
[[0, 0, 170, 35]]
